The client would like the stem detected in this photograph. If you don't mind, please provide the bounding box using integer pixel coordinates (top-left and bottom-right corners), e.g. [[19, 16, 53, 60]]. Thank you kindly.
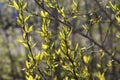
[[19, 8, 47, 80], [79, 32, 120, 64], [34, 0, 120, 64], [64, 38, 78, 80]]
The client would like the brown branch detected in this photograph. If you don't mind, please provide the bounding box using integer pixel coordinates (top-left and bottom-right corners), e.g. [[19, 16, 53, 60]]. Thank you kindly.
[[79, 32, 120, 64], [94, 0, 120, 31], [34, 0, 72, 28], [33, 0, 120, 64], [19, 8, 47, 80]]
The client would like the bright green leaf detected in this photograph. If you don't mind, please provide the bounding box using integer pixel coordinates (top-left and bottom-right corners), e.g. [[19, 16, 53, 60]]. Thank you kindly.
[[13, 1, 19, 10], [82, 24, 89, 31], [22, 2, 27, 10], [23, 32, 27, 39], [22, 43, 28, 48], [97, 64, 101, 68], [83, 55, 90, 64], [31, 43, 37, 48], [42, 44, 49, 50], [28, 26, 33, 33], [24, 15, 32, 22]]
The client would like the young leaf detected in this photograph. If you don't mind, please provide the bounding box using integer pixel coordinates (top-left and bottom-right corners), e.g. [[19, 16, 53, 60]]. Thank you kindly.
[[107, 60, 112, 67], [116, 16, 120, 23], [72, 0, 77, 11], [31, 43, 37, 48], [28, 26, 33, 33], [22, 2, 27, 10], [17, 39, 24, 43], [24, 15, 32, 22], [23, 32, 27, 39], [75, 43, 79, 51], [17, 18, 22, 26], [83, 55, 90, 64], [82, 24, 88, 31], [42, 44, 49, 50], [61, 7, 65, 17], [26, 61, 30, 69], [97, 64, 101, 68], [13, 1, 19, 10], [22, 43, 28, 48]]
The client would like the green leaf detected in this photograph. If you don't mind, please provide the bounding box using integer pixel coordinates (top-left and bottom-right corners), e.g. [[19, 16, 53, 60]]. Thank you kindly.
[[82, 66, 89, 77], [95, 72, 105, 80], [22, 43, 28, 48], [116, 16, 120, 23], [116, 33, 120, 39], [50, 43, 54, 50], [19, 14, 23, 21], [31, 43, 37, 48], [22, 2, 27, 10], [55, 49, 61, 55], [107, 60, 112, 67], [82, 24, 88, 31], [29, 36, 32, 42], [72, 0, 77, 11], [97, 64, 101, 68], [83, 55, 90, 64], [41, 11, 49, 17], [47, 3, 55, 8], [35, 74, 41, 79], [42, 24, 47, 32], [100, 50, 105, 58], [108, 1, 118, 11], [17, 18, 22, 26], [26, 61, 30, 69], [39, 52, 44, 60], [17, 39, 24, 43], [75, 43, 79, 51], [25, 25, 28, 32], [42, 44, 49, 50], [13, 1, 19, 10], [27, 75, 34, 80], [62, 65, 73, 72], [67, 28, 72, 38], [28, 26, 33, 33], [24, 15, 32, 22], [73, 15, 77, 19], [23, 32, 27, 39], [36, 52, 41, 61], [64, 77, 69, 80], [61, 7, 65, 17], [59, 32, 65, 39]]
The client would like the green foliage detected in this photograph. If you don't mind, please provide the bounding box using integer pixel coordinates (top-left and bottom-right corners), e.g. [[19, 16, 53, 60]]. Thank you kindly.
[[108, 1, 120, 24], [7, 0, 120, 80]]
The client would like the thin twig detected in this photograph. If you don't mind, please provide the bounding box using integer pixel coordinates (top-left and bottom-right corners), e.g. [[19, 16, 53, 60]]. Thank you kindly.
[[79, 32, 120, 64], [94, 0, 120, 31], [33, 0, 120, 64]]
